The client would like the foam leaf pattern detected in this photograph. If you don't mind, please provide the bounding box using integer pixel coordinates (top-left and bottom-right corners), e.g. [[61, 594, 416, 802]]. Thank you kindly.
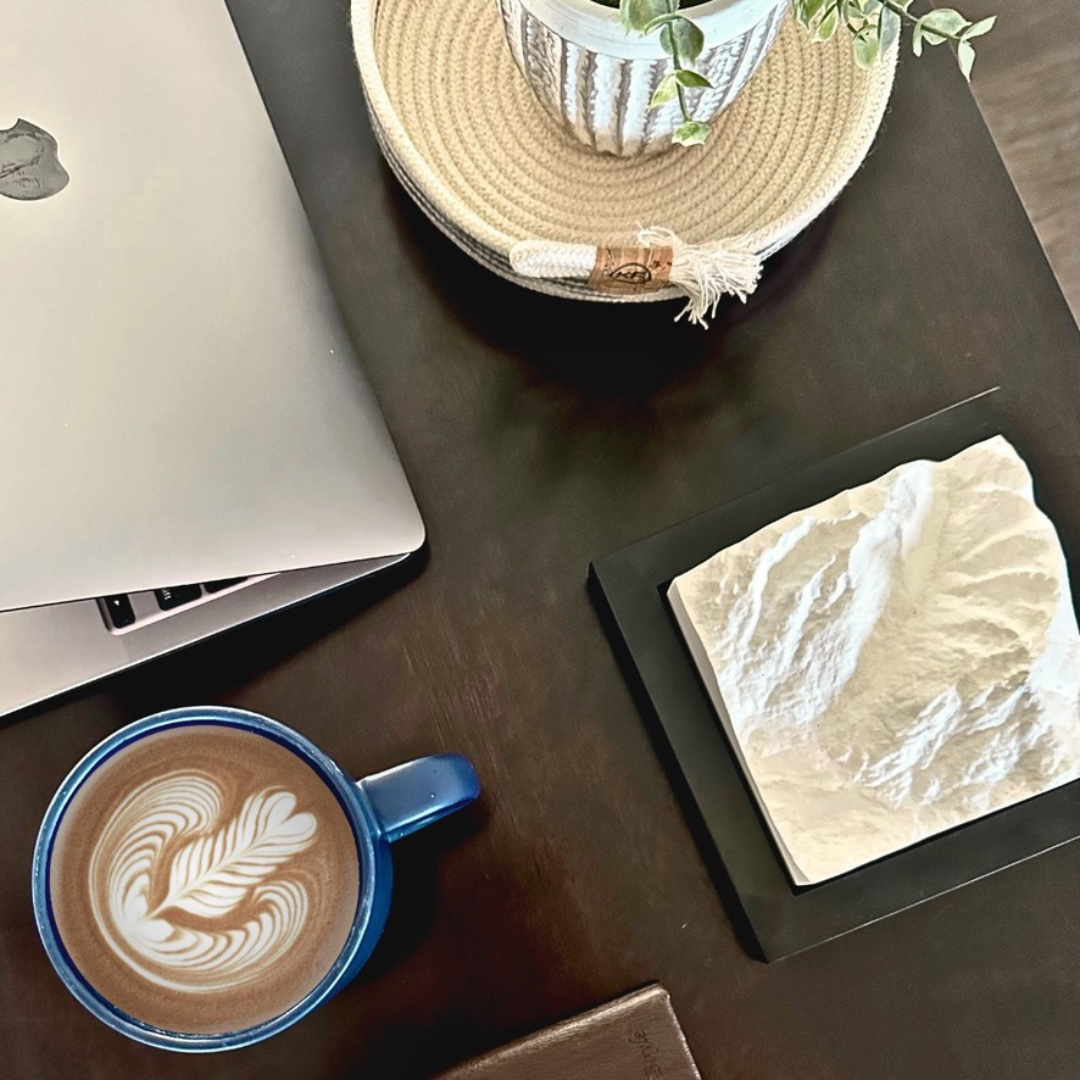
[[88, 771, 320, 993], [154, 789, 316, 919]]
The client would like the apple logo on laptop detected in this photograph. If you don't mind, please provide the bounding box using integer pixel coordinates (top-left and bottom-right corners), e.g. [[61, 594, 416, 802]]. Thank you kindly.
[[0, 119, 69, 200]]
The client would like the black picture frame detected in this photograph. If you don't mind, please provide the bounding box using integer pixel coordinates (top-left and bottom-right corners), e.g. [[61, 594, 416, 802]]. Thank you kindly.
[[589, 392, 1080, 961]]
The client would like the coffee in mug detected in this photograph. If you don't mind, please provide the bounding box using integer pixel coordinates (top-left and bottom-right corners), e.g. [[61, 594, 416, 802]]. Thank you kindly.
[[34, 707, 480, 1050], [49, 724, 359, 1034]]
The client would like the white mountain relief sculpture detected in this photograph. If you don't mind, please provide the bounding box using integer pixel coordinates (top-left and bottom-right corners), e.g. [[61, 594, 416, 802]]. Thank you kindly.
[[670, 437, 1080, 884], [88, 772, 317, 992]]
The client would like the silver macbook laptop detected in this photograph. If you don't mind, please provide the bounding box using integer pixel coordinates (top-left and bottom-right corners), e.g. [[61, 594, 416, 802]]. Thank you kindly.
[[0, 0, 424, 716]]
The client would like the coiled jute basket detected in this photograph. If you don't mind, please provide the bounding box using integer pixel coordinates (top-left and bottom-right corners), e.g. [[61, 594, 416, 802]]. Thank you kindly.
[[352, 0, 896, 324]]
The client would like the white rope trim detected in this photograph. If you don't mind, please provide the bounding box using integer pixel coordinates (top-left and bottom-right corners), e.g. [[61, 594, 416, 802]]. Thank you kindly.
[[510, 227, 762, 326], [510, 241, 597, 278]]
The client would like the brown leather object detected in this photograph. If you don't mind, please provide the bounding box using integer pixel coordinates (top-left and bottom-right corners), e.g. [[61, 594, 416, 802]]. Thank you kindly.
[[433, 984, 701, 1080]]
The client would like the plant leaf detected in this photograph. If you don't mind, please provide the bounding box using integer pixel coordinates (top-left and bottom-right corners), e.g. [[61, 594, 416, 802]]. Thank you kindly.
[[675, 68, 712, 88], [659, 24, 675, 55], [669, 16, 705, 62], [803, 0, 827, 22], [879, 7, 901, 52], [912, 21, 924, 55], [650, 72, 680, 106], [814, 7, 840, 41], [673, 119, 711, 147], [625, 0, 670, 33], [962, 15, 996, 39], [156, 788, 317, 919], [854, 30, 879, 69], [957, 38, 976, 79], [919, 8, 968, 37]]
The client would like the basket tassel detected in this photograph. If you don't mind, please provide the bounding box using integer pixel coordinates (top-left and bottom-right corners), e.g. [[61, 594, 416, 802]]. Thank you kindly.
[[509, 227, 762, 328]]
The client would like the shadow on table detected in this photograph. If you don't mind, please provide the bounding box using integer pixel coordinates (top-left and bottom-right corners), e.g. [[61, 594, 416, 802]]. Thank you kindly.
[[327, 800, 607, 1079], [385, 166, 838, 399], [11, 550, 431, 726]]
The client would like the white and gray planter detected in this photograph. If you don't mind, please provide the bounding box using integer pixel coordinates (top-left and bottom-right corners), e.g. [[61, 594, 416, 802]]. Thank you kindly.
[[497, 0, 791, 157]]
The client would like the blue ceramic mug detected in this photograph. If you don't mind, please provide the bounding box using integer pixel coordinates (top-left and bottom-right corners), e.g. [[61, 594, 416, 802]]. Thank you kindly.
[[32, 706, 480, 1051]]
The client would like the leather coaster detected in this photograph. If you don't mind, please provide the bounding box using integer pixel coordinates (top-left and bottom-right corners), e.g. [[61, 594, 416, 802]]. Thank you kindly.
[[434, 984, 701, 1080]]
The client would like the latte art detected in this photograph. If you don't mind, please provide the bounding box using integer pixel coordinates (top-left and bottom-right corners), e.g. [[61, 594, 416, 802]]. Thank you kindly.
[[91, 773, 317, 993], [50, 725, 360, 1034]]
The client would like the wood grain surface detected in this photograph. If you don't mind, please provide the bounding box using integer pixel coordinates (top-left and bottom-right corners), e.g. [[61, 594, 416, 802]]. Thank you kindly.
[[1, 2, 1078, 1080], [963, 0, 1080, 323]]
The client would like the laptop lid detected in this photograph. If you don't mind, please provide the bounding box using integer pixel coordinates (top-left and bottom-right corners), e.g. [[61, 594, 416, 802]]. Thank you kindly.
[[0, 0, 423, 613]]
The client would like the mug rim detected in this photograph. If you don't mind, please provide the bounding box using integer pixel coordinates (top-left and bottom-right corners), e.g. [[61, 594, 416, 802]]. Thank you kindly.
[[32, 705, 386, 1052]]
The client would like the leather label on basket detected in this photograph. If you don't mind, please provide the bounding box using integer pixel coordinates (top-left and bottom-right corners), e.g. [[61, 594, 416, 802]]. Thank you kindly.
[[588, 246, 673, 294]]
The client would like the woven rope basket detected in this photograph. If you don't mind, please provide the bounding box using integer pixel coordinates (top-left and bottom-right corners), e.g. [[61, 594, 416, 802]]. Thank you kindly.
[[352, 0, 896, 323]]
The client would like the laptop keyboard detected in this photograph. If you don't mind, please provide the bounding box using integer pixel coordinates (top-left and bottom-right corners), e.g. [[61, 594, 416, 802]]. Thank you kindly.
[[99, 576, 268, 633]]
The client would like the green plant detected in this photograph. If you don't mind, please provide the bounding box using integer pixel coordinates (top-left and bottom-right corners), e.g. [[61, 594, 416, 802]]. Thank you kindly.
[[605, 0, 996, 147]]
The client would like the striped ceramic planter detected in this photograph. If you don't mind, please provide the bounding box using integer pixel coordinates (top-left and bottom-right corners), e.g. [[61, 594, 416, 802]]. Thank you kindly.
[[497, 0, 790, 156]]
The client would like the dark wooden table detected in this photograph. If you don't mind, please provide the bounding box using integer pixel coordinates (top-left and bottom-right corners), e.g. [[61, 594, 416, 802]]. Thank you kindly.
[[3, 2, 1079, 1078]]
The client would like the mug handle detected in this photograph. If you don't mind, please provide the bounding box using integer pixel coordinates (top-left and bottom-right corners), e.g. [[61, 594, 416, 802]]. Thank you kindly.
[[358, 754, 480, 842]]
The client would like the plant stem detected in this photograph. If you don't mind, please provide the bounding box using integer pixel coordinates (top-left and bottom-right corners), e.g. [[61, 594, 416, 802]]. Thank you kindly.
[[671, 42, 691, 123], [665, 0, 692, 124], [876, 0, 967, 42]]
